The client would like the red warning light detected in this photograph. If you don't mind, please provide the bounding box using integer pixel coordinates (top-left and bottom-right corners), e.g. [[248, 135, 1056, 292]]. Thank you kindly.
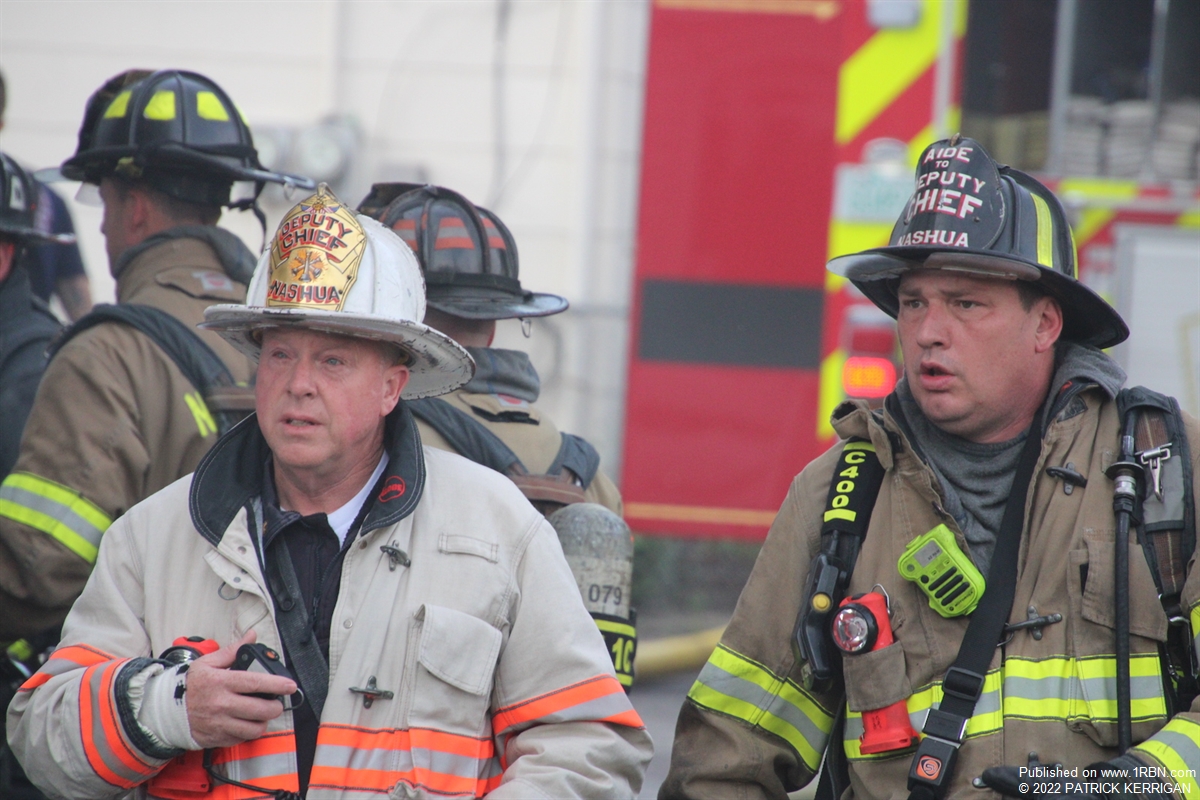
[[842, 356, 897, 399]]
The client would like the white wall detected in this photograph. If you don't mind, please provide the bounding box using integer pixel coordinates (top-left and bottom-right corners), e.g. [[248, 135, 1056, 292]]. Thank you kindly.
[[0, 0, 650, 480]]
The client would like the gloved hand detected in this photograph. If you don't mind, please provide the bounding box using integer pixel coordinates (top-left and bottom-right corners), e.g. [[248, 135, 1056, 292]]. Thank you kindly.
[[981, 754, 1172, 800]]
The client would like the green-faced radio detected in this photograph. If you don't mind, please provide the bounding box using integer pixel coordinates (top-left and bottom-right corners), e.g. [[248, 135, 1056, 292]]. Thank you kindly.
[[793, 438, 886, 689]]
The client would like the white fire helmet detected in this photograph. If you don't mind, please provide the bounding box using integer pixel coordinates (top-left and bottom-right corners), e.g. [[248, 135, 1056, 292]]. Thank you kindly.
[[202, 185, 474, 399]]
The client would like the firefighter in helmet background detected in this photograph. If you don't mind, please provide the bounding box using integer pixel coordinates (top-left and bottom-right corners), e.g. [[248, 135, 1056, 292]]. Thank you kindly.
[[0, 153, 64, 481], [0, 70, 309, 640], [660, 138, 1200, 799], [360, 184, 637, 687], [359, 183, 623, 514]]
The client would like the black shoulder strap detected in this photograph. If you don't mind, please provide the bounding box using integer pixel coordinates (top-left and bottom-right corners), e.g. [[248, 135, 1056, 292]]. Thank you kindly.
[[49, 303, 235, 398], [407, 397, 526, 476], [907, 408, 1044, 800], [251, 500, 329, 720], [547, 433, 600, 489]]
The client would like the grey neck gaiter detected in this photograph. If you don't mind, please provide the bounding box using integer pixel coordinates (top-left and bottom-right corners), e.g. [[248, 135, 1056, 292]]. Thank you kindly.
[[462, 347, 541, 402]]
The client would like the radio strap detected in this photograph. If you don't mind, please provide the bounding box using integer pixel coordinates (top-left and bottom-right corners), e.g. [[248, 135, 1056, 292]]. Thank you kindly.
[[252, 500, 330, 721], [906, 407, 1044, 800]]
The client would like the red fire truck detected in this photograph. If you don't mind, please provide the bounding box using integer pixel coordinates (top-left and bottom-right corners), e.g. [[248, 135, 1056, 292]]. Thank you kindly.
[[620, 0, 1199, 541]]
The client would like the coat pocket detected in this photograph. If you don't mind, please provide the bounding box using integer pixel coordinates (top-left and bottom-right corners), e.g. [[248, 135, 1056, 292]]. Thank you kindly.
[[1065, 536, 1170, 748], [844, 641, 912, 712], [408, 604, 503, 738]]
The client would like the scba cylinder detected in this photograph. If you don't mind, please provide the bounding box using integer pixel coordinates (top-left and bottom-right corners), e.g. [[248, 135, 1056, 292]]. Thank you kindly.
[[547, 503, 637, 688]]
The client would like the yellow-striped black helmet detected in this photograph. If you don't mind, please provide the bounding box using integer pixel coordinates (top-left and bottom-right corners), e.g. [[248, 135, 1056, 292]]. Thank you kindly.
[[828, 135, 1128, 348], [60, 70, 311, 206]]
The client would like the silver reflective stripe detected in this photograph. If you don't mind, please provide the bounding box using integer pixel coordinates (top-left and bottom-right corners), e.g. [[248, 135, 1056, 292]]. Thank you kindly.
[[698, 660, 833, 756], [0, 479, 107, 561]]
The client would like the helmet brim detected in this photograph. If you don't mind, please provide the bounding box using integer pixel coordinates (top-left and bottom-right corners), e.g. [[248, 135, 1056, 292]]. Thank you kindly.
[[200, 305, 475, 399], [427, 289, 569, 320], [830, 247, 1129, 349]]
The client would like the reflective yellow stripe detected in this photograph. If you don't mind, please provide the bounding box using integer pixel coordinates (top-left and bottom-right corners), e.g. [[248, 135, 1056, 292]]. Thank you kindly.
[[185, 391, 218, 437], [195, 91, 230, 121], [843, 655, 1168, 761], [836, 0, 946, 144], [7, 639, 34, 662], [844, 669, 1003, 760], [1074, 654, 1168, 720], [1190, 602, 1200, 668], [1132, 718, 1200, 797], [593, 618, 636, 639], [104, 90, 132, 119], [1030, 193, 1056, 271], [0, 472, 112, 563], [143, 90, 177, 121], [689, 645, 834, 770]]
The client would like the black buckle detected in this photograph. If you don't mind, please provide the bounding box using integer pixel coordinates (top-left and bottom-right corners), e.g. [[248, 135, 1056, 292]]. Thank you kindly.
[[908, 735, 959, 793], [921, 707, 968, 743], [941, 667, 984, 702]]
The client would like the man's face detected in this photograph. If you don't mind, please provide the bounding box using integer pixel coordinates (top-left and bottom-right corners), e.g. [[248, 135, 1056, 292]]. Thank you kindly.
[[256, 328, 409, 484], [98, 178, 135, 267], [896, 270, 1061, 443]]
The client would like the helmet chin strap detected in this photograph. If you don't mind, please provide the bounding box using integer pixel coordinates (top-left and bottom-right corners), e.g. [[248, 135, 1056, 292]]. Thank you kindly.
[[227, 180, 268, 251]]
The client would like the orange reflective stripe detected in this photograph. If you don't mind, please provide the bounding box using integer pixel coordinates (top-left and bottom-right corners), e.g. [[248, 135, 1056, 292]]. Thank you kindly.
[[208, 730, 296, 764], [493, 673, 643, 734], [206, 731, 299, 799], [317, 724, 494, 759], [79, 660, 157, 789], [20, 643, 115, 692], [52, 643, 114, 666], [18, 673, 51, 691], [604, 708, 648, 728], [311, 724, 501, 797], [312, 766, 489, 796]]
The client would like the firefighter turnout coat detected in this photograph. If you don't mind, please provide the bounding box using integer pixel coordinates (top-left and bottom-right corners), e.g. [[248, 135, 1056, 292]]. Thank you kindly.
[[417, 387, 623, 515], [660, 388, 1200, 800], [8, 409, 651, 800], [0, 229, 251, 638]]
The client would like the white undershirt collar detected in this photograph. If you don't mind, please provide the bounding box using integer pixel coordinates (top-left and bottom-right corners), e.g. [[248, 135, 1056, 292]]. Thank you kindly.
[[326, 453, 389, 546]]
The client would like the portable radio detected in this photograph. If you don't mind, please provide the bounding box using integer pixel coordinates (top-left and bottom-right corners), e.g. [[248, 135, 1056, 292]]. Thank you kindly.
[[898, 524, 985, 618]]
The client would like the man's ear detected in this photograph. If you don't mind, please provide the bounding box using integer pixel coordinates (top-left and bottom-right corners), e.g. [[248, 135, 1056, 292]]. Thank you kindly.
[[380, 365, 410, 416], [125, 186, 156, 237], [1033, 295, 1063, 354]]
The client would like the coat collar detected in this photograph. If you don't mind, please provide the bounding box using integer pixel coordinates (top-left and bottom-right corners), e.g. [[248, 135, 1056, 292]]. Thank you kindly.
[[189, 401, 426, 546], [112, 224, 255, 286]]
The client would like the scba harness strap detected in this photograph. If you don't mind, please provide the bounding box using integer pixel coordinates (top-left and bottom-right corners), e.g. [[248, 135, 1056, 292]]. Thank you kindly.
[[1116, 387, 1198, 712], [408, 396, 601, 511], [49, 304, 253, 437]]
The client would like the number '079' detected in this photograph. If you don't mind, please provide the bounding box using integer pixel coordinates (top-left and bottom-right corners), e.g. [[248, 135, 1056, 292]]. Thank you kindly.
[[588, 584, 623, 606]]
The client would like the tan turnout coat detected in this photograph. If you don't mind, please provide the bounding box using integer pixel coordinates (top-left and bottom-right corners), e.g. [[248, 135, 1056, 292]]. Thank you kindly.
[[0, 233, 250, 638], [661, 390, 1200, 800], [417, 388, 623, 515]]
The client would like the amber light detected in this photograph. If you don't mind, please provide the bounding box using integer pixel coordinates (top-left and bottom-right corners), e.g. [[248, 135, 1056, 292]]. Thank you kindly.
[[842, 356, 897, 399]]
